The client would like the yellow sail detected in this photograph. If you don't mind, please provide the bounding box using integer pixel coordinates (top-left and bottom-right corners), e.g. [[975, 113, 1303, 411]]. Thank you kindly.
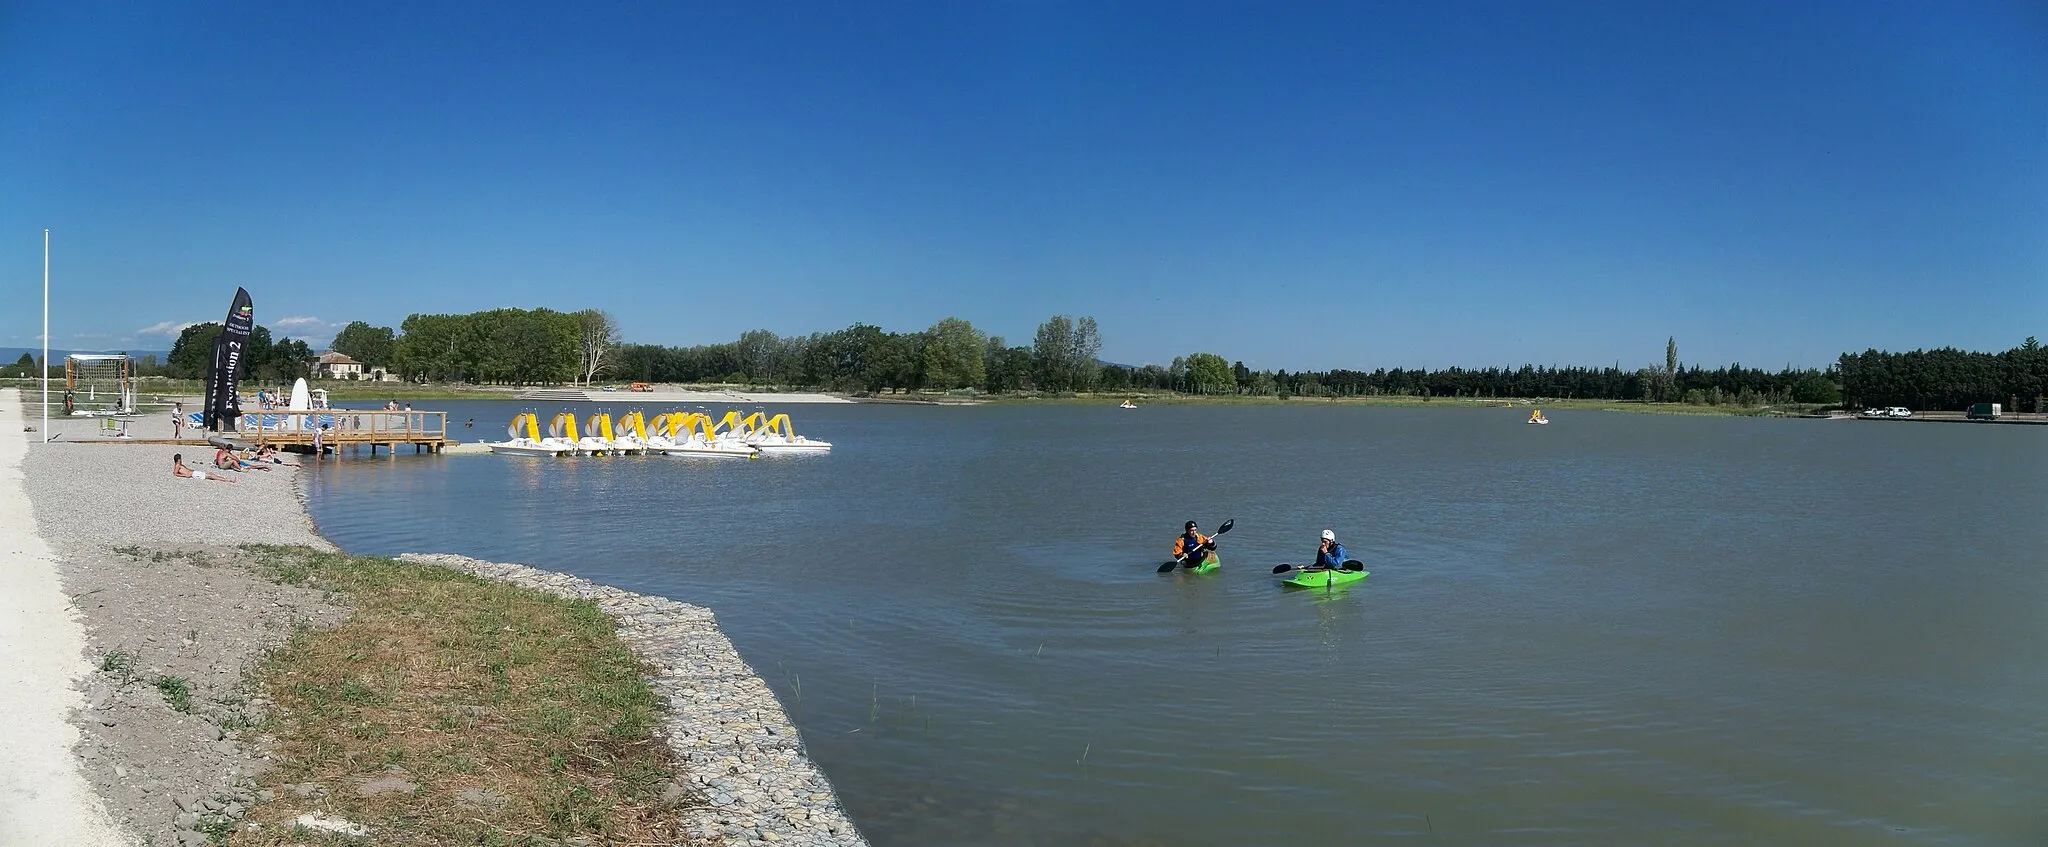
[[584, 412, 615, 442], [550, 411, 580, 442], [617, 411, 647, 441]]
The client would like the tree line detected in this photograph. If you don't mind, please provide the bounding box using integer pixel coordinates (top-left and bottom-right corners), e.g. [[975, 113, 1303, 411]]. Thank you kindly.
[[138, 304, 2046, 413], [608, 315, 1103, 394], [162, 323, 317, 383], [323, 309, 622, 385], [1839, 337, 2046, 412], [602, 327, 1840, 407]]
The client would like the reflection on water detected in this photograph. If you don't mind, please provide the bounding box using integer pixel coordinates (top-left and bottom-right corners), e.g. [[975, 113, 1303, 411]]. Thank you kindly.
[[306, 401, 2048, 846]]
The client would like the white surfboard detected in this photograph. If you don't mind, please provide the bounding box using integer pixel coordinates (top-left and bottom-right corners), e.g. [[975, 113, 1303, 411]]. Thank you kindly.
[[287, 378, 311, 430]]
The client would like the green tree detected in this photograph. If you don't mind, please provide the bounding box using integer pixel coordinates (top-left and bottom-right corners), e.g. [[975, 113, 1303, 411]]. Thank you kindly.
[[735, 329, 780, 382], [1666, 336, 1678, 375], [244, 325, 276, 382], [12, 352, 32, 376], [574, 310, 622, 385], [1184, 352, 1236, 394], [864, 332, 921, 392], [1097, 364, 1131, 391], [979, 335, 1008, 392], [1246, 370, 1276, 396], [1069, 316, 1102, 391], [983, 342, 1033, 393], [263, 338, 317, 382], [392, 313, 465, 381], [920, 317, 987, 390], [1033, 316, 1076, 391], [329, 321, 396, 366], [801, 323, 883, 391], [166, 323, 225, 380], [1790, 371, 1841, 404]]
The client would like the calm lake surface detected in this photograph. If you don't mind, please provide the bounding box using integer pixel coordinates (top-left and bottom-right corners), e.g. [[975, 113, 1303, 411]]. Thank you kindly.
[[304, 401, 2048, 846]]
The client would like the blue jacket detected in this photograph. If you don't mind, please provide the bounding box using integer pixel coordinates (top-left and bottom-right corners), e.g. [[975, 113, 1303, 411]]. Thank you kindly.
[[1315, 542, 1347, 568]]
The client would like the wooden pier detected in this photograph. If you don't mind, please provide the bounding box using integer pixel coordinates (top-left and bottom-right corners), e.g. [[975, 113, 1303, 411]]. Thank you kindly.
[[236, 410, 451, 455]]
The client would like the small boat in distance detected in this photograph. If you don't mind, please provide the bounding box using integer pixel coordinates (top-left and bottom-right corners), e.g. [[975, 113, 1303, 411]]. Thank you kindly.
[[1120, 399, 1137, 409], [1527, 409, 1549, 425]]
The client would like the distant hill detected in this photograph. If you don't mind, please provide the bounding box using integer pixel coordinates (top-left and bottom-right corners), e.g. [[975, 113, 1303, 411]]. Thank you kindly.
[[0, 347, 170, 363]]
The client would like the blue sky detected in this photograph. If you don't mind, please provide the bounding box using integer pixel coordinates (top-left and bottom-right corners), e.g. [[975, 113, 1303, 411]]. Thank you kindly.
[[2, 1, 2041, 371]]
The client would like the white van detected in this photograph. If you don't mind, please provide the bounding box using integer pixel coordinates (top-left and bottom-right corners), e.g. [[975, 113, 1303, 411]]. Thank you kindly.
[[1886, 407, 1912, 418]]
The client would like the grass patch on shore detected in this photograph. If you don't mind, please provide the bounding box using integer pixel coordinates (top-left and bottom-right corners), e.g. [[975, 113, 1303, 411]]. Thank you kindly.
[[228, 546, 689, 847], [153, 676, 194, 713]]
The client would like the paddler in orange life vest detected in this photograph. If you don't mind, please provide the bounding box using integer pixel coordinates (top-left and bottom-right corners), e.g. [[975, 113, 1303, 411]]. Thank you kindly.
[[1172, 521, 1215, 566]]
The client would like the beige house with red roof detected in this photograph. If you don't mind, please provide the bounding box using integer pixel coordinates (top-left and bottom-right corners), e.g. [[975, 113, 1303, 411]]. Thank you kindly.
[[315, 351, 364, 379]]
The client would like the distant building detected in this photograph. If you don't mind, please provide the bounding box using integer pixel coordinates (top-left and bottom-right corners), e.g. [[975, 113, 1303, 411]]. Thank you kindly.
[[315, 351, 365, 380]]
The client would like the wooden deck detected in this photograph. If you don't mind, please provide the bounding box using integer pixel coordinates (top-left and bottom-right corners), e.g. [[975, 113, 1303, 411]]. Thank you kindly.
[[237, 410, 451, 455]]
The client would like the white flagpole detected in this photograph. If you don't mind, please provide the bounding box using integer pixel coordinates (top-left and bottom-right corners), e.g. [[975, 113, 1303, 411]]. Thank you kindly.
[[41, 229, 49, 443]]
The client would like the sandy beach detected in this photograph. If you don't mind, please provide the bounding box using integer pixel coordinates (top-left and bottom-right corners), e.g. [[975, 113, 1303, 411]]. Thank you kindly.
[[5, 389, 865, 846]]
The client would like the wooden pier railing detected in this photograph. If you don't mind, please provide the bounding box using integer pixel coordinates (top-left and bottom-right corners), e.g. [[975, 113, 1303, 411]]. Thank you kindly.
[[237, 410, 449, 455]]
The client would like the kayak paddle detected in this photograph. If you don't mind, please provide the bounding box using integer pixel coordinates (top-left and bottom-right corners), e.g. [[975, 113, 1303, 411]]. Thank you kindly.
[[1156, 518, 1234, 572]]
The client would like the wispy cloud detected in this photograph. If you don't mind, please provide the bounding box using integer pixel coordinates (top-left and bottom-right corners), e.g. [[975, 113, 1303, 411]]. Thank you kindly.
[[135, 321, 198, 338], [269, 316, 339, 348], [271, 315, 329, 331]]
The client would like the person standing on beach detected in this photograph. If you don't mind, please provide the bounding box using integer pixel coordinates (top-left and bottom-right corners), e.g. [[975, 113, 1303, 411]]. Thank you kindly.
[[171, 402, 184, 439]]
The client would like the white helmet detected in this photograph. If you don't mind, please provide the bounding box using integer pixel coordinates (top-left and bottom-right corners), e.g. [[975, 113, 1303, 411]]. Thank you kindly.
[[1321, 529, 1335, 541]]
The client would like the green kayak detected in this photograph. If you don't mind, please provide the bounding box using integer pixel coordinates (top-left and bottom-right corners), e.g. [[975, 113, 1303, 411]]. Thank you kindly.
[[1187, 553, 1220, 574], [1282, 567, 1368, 589]]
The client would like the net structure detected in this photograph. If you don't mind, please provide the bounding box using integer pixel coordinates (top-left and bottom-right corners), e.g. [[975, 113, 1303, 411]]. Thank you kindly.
[[64, 353, 137, 415]]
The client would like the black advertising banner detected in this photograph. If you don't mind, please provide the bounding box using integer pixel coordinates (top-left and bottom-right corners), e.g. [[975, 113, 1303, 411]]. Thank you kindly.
[[202, 287, 254, 431]]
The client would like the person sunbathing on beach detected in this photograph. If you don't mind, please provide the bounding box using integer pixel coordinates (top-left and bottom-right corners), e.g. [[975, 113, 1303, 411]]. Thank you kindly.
[[249, 444, 299, 466], [173, 453, 236, 483], [214, 447, 271, 472]]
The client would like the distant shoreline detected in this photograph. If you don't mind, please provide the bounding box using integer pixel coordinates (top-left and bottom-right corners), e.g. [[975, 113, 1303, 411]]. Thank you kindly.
[[12, 378, 2039, 424]]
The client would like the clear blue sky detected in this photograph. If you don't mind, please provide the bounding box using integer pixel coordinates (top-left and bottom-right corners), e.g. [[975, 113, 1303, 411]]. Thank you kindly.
[[3, 1, 2042, 371]]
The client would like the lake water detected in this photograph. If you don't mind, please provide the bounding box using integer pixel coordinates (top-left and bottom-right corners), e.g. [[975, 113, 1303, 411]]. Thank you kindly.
[[303, 400, 2048, 846]]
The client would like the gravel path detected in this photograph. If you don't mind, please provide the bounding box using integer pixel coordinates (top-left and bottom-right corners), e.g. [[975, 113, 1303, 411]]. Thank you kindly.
[[16, 392, 343, 846], [0, 390, 131, 844]]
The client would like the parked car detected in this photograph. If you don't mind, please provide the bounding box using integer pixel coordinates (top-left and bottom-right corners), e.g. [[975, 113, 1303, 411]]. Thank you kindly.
[[1861, 408, 1886, 417], [1886, 407, 1912, 418]]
